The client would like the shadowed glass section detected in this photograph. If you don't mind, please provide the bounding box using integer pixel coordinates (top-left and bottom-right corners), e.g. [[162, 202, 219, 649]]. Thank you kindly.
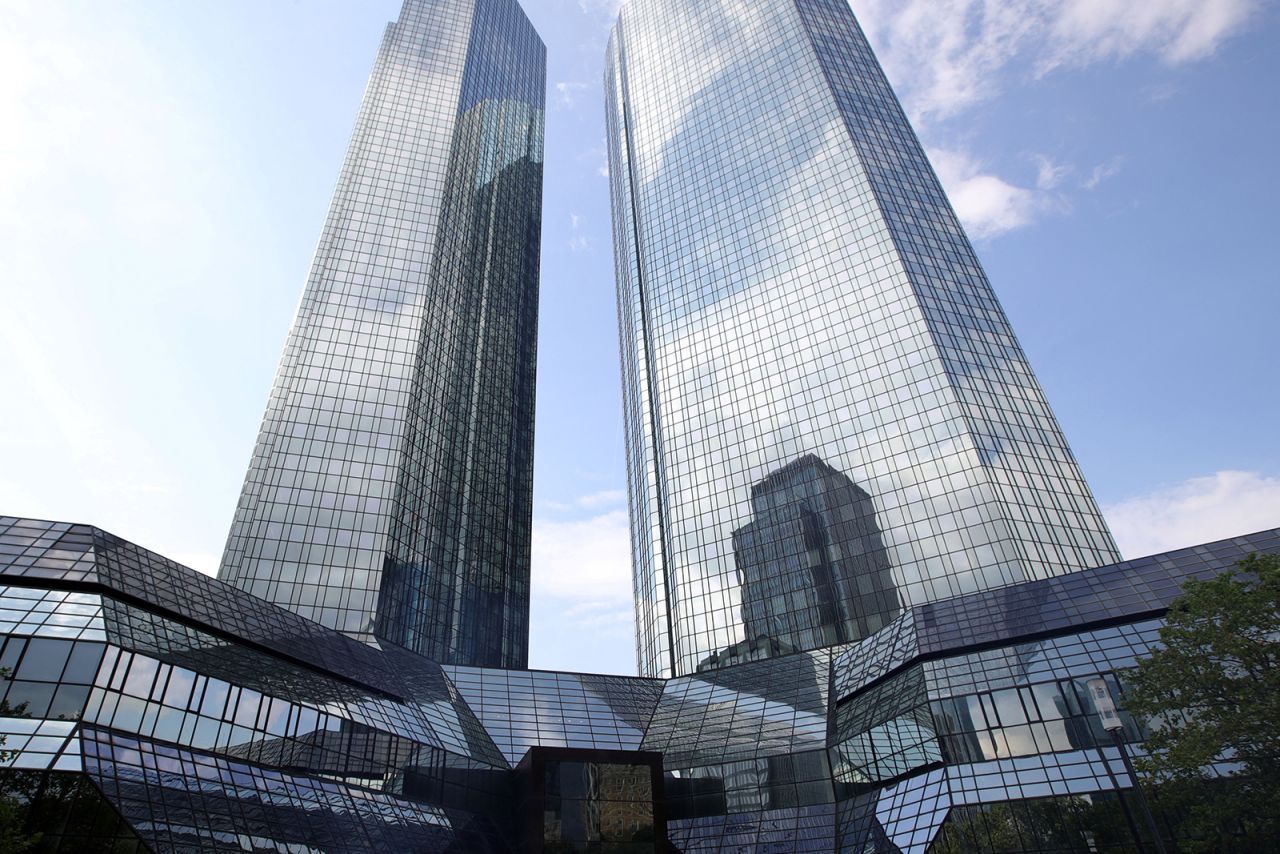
[[83, 727, 459, 853], [606, 0, 1120, 678], [831, 527, 1280, 702], [0, 770, 145, 852], [217, 0, 544, 669], [522, 749, 666, 852], [667, 803, 837, 851], [379, 0, 545, 667], [444, 667, 665, 767]]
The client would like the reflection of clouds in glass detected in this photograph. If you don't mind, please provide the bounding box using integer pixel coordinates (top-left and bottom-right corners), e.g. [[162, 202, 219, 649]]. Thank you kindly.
[[646, 650, 831, 768], [621, 1, 767, 180], [608, 0, 1119, 677]]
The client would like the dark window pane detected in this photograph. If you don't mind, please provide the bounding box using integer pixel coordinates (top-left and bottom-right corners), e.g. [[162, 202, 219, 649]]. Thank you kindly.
[[5, 681, 55, 717], [0, 637, 25, 673], [17, 639, 73, 682], [49, 684, 89, 720], [62, 643, 105, 685]]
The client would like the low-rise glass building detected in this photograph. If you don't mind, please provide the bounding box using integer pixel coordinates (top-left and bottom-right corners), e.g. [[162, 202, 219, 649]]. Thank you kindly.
[[2, 516, 1273, 851]]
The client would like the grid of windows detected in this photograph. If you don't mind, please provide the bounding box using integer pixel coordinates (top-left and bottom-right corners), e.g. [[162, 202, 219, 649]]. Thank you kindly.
[[642, 651, 830, 768], [380, 0, 544, 669], [0, 517, 489, 705], [0, 634, 103, 722], [668, 803, 838, 851], [831, 528, 1280, 703], [445, 666, 665, 766], [666, 750, 834, 819], [2, 2, 1266, 852], [1, 517, 1276, 850], [218, 0, 544, 669], [606, 0, 1121, 679], [933, 792, 1160, 853], [0, 718, 80, 771], [83, 727, 461, 852], [0, 587, 104, 641]]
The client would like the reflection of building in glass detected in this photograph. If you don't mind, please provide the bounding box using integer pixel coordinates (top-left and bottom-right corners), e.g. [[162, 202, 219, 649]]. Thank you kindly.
[[732, 455, 899, 655], [217, 0, 544, 669], [607, 0, 1120, 677]]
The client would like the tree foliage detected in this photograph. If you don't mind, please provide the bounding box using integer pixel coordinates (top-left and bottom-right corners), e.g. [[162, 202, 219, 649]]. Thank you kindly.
[[929, 795, 1136, 852], [0, 666, 41, 853], [1123, 552, 1280, 851]]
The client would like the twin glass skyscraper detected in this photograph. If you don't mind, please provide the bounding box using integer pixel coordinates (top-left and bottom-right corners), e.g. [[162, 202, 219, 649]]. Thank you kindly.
[[218, 0, 544, 669], [221, 0, 1120, 682], [605, 0, 1120, 678]]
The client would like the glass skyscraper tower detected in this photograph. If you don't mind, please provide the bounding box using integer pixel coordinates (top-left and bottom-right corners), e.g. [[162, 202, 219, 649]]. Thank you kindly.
[[219, 0, 544, 669], [606, 0, 1120, 678]]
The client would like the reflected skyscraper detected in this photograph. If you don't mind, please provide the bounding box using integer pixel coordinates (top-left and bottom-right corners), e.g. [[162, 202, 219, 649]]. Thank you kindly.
[[218, 0, 544, 669], [732, 455, 898, 659], [605, 0, 1120, 677]]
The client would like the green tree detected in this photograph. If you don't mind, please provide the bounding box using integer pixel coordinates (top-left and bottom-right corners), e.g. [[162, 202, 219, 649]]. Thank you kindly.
[[0, 666, 41, 853], [929, 795, 1136, 853], [1123, 552, 1280, 852]]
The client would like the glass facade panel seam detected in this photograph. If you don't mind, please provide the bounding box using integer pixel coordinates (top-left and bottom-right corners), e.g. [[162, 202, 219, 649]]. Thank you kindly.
[[607, 23, 680, 679], [217, 0, 544, 669]]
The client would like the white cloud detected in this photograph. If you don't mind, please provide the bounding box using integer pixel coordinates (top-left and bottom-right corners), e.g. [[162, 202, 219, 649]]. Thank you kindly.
[[1046, 0, 1260, 69], [554, 81, 589, 110], [568, 212, 591, 252], [929, 148, 1045, 238], [1083, 156, 1125, 190], [0, 482, 40, 519], [578, 143, 611, 179], [0, 306, 174, 503], [578, 0, 627, 20], [855, 0, 1262, 125], [539, 489, 626, 513], [530, 503, 636, 668], [1035, 155, 1068, 191], [852, 0, 1260, 239], [854, 0, 1031, 124], [560, 600, 635, 633], [579, 489, 625, 509], [0, 1, 219, 247], [1144, 82, 1181, 102], [531, 508, 632, 600], [1103, 471, 1280, 559]]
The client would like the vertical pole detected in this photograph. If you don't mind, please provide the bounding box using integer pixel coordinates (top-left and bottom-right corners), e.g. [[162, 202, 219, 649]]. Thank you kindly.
[[1112, 729, 1168, 854], [1097, 737, 1144, 852]]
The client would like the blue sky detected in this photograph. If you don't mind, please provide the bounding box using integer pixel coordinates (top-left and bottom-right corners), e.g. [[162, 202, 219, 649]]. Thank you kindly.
[[1, 0, 1277, 675]]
